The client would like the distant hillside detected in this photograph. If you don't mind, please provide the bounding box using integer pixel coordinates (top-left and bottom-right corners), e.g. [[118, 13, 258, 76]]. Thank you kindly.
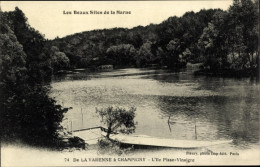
[[47, 0, 259, 78], [48, 9, 221, 69]]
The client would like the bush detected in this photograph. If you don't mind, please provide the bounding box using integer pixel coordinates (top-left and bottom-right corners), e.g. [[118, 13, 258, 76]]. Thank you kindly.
[[68, 136, 86, 149], [97, 138, 133, 155], [1, 86, 70, 148]]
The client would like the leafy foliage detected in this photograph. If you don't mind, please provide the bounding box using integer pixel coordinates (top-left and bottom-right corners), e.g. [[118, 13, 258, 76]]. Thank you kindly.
[[0, 10, 70, 148], [1, 86, 69, 146], [136, 41, 155, 67], [97, 138, 133, 155], [106, 44, 136, 67], [0, 17, 27, 88], [198, 0, 259, 74], [96, 106, 137, 138], [48, 1, 258, 76], [49, 46, 70, 72], [49, 9, 219, 69], [3, 7, 52, 84]]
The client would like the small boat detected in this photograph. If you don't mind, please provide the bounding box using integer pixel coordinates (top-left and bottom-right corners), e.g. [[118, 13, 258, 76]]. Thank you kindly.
[[108, 133, 232, 148], [73, 127, 232, 148]]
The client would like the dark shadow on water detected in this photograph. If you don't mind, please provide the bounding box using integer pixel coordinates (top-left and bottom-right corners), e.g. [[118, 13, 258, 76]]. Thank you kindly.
[[155, 95, 260, 148]]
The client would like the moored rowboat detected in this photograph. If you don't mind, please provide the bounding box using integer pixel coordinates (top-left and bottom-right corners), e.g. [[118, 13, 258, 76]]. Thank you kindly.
[[108, 133, 232, 148], [73, 127, 232, 148]]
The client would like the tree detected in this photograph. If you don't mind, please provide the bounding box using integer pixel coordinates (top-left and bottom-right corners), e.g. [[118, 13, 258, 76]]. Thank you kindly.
[[106, 44, 136, 67], [198, 23, 221, 70], [0, 16, 27, 88], [136, 41, 155, 67], [1, 87, 69, 146], [227, 0, 259, 70], [181, 48, 192, 64], [156, 47, 167, 66], [50, 46, 70, 72], [96, 106, 137, 138], [166, 38, 184, 69], [0, 12, 28, 126], [0, 11, 70, 148], [197, 10, 230, 71], [4, 7, 52, 84], [127, 31, 143, 48]]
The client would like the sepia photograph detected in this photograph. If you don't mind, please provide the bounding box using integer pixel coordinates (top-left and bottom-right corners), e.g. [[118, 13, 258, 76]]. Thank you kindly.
[[0, 0, 259, 166]]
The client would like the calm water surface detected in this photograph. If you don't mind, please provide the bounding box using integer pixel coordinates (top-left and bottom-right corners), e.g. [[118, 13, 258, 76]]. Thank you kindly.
[[50, 67, 260, 150]]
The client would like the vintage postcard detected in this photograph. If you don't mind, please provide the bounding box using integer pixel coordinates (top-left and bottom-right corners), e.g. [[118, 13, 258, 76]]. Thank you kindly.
[[1, 0, 259, 166]]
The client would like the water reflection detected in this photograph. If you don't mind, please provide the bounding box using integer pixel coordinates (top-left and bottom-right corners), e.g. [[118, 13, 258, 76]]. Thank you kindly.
[[50, 68, 260, 149], [156, 95, 259, 148]]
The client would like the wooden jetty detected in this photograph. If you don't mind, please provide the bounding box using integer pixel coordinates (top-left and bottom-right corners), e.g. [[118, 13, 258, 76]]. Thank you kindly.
[[73, 127, 232, 148], [73, 127, 106, 145]]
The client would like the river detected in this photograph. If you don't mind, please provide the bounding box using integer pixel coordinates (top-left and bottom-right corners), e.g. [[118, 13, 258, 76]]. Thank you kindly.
[[50, 67, 260, 151]]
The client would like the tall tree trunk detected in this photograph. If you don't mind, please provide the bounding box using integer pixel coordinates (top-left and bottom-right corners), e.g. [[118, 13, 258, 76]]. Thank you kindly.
[[247, 53, 254, 69], [106, 122, 112, 138]]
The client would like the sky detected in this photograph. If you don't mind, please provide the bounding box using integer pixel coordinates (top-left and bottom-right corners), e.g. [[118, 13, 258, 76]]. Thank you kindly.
[[1, 1, 233, 39]]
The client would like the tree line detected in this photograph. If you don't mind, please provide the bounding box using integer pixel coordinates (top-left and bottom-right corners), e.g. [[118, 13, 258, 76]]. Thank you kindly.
[[0, 8, 71, 148], [50, 9, 219, 69], [49, 0, 259, 77]]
